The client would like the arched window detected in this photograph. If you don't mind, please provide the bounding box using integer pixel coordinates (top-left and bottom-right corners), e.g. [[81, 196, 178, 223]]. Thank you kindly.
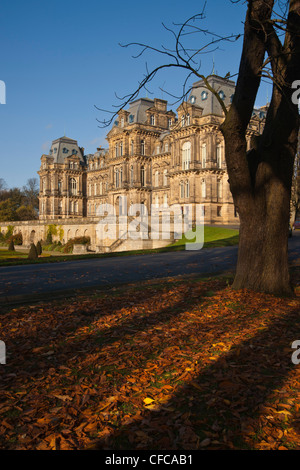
[[141, 140, 145, 155], [180, 181, 185, 198], [115, 168, 119, 188], [202, 179, 206, 198], [217, 180, 222, 199], [217, 144, 222, 168], [141, 202, 146, 215], [100, 181, 103, 195], [69, 178, 77, 195], [182, 142, 191, 170], [163, 194, 168, 207], [120, 116, 124, 128], [155, 170, 159, 187], [119, 141, 123, 156], [141, 165, 146, 186], [150, 114, 155, 125], [181, 115, 185, 127], [202, 143, 207, 168], [94, 182, 97, 196], [130, 165, 134, 185], [186, 113, 190, 125], [163, 169, 168, 186], [186, 181, 190, 198]]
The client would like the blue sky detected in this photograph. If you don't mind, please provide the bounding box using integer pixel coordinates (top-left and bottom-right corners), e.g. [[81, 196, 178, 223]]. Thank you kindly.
[[0, 0, 271, 188]]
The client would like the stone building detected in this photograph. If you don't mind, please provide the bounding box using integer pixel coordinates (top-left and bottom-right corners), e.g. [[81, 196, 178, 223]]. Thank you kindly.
[[0, 74, 268, 251], [38, 75, 266, 226]]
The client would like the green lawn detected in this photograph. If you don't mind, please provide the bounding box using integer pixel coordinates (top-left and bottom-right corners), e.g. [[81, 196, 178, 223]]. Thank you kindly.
[[0, 250, 29, 260], [171, 226, 239, 248], [0, 227, 239, 266]]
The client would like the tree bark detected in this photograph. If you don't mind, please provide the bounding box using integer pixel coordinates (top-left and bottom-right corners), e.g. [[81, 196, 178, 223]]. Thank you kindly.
[[221, 0, 300, 295]]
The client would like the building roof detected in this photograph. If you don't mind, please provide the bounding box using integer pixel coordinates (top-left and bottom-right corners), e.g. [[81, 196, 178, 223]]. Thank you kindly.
[[188, 75, 236, 117], [125, 98, 155, 125], [48, 136, 84, 164]]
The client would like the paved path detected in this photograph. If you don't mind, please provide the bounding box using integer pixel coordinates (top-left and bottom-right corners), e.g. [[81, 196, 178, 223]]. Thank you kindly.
[[0, 232, 299, 301]]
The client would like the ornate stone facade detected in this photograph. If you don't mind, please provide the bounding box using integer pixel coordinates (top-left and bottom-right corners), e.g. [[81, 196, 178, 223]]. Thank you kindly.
[[38, 75, 266, 230]]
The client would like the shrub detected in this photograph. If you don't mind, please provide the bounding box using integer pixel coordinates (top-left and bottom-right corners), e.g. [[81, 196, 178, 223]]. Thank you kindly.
[[28, 243, 38, 260], [63, 236, 90, 253], [8, 232, 23, 246], [8, 239, 15, 251], [46, 232, 53, 244], [36, 240, 42, 255], [4, 226, 14, 241]]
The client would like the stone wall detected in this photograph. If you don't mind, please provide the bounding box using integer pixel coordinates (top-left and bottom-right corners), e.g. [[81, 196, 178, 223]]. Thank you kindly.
[[0, 216, 176, 253]]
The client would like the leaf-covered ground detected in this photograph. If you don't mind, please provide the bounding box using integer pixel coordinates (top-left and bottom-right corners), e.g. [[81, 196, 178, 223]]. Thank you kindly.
[[1, 270, 300, 450]]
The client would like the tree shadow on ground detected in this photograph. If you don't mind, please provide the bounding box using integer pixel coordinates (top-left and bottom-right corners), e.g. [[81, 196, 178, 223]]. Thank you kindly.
[[89, 302, 300, 450]]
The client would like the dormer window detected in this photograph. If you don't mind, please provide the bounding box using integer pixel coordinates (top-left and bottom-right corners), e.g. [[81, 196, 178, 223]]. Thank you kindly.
[[72, 149, 78, 155], [129, 114, 134, 123], [201, 91, 208, 101], [150, 114, 155, 126], [186, 113, 190, 126], [53, 147, 57, 153], [63, 147, 69, 154], [218, 90, 225, 100], [190, 95, 196, 104]]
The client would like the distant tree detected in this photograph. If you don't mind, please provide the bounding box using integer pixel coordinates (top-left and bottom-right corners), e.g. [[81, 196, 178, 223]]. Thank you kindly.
[[16, 205, 38, 221], [22, 178, 39, 213], [0, 178, 7, 192], [0, 182, 39, 221]]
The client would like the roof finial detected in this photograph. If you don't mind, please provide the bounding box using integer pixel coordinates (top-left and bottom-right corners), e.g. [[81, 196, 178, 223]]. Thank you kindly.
[[212, 56, 216, 76]]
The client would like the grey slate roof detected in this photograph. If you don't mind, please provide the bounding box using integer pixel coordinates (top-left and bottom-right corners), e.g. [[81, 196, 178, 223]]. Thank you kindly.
[[126, 98, 155, 124], [48, 136, 84, 164], [188, 75, 236, 116]]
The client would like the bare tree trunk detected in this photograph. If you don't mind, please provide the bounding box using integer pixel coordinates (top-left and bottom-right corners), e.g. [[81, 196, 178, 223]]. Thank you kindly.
[[221, 0, 300, 295]]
